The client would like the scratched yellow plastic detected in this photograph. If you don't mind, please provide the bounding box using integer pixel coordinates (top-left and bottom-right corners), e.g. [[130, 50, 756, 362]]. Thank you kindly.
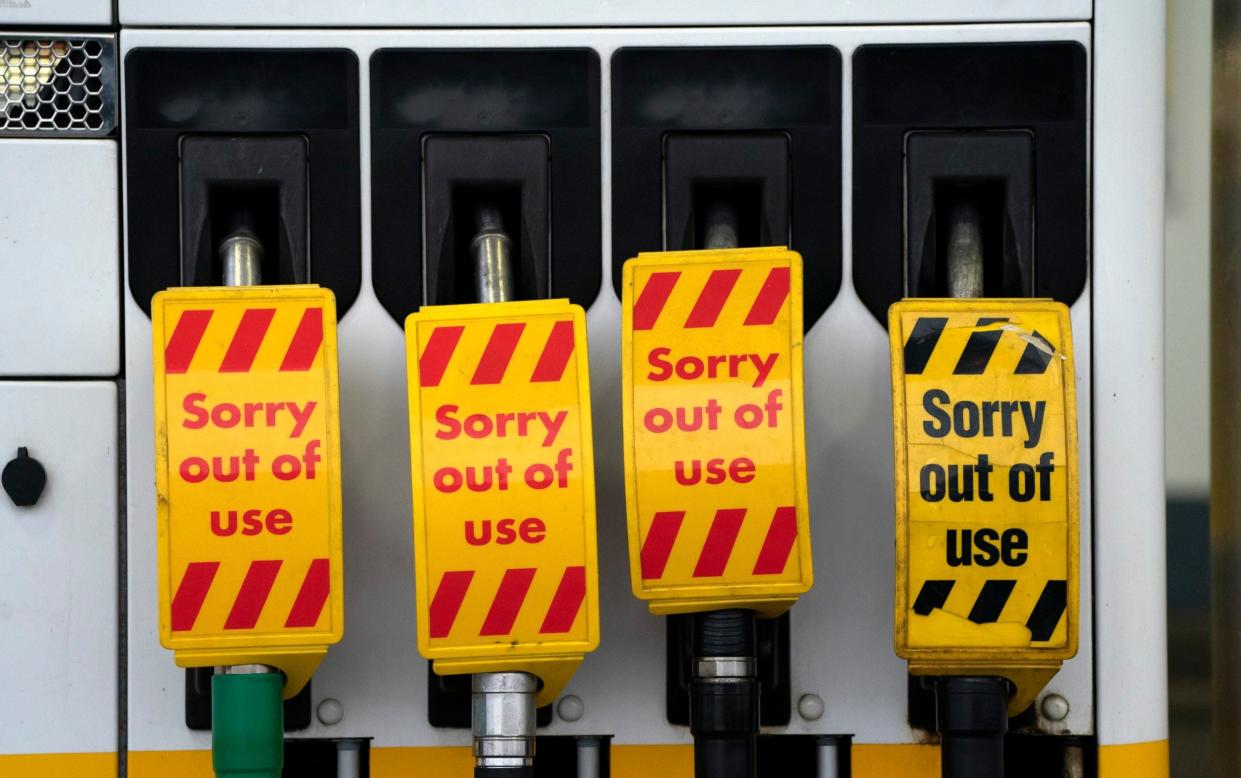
[[621, 248, 812, 616], [889, 299, 1078, 666], [404, 299, 599, 697], [151, 286, 343, 694]]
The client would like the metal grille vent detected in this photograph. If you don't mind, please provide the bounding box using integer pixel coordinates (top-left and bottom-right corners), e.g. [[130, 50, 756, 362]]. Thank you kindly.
[[0, 36, 115, 136]]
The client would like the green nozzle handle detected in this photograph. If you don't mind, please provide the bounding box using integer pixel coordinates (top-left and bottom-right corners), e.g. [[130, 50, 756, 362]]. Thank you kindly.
[[211, 671, 283, 778]]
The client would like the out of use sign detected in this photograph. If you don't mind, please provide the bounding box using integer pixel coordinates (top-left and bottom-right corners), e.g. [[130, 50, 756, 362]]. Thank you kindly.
[[405, 300, 598, 702], [152, 285, 344, 695], [622, 248, 812, 616], [890, 300, 1078, 664]]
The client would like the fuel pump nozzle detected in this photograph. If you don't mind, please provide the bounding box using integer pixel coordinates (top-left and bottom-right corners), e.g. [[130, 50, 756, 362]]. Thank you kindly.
[[218, 206, 265, 287], [945, 197, 984, 300], [469, 200, 538, 778], [473, 202, 516, 303], [691, 609, 759, 778], [220, 232, 264, 287], [933, 197, 1010, 778], [210, 225, 285, 778], [473, 671, 538, 776], [687, 200, 760, 778]]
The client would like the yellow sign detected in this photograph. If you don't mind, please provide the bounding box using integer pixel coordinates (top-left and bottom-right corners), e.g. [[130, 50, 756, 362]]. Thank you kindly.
[[621, 248, 812, 616], [890, 299, 1078, 671], [152, 285, 343, 697], [405, 299, 598, 703]]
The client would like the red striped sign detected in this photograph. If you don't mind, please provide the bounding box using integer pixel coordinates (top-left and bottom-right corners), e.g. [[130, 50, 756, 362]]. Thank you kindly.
[[632, 266, 791, 332], [406, 300, 599, 674], [417, 318, 577, 388], [623, 250, 811, 614], [164, 306, 325, 375], [169, 558, 332, 633], [155, 285, 343, 682], [639, 507, 800, 580], [428, 565, 589, 640]]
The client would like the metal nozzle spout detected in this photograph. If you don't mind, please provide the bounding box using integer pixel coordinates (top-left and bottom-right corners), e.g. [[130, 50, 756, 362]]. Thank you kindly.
[[473, 202, 516, 303], [220, 233, 264, 288]]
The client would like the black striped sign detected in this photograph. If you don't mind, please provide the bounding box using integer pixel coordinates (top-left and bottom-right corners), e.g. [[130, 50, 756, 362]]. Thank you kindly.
[[912, 579, 1068, 643], [903, 316, 1056, 377], [890, 301, 1078, 661]]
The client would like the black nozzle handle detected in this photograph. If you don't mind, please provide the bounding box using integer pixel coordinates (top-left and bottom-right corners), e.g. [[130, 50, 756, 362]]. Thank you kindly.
[[475, 768, 533, 778], [690, 610, 759, 778], [935, 676, 1008, 778]]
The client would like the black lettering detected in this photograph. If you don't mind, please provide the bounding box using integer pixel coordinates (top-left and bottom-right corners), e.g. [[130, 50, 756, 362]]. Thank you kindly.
[[948, 464, 974, 502], [1002, 529, 1029, 566], [920, 464, 945, 502], [1009, 463, 1036, 502], [954, 402, 979, 437], [922, 389, 951, 438], [946, 529, 970, 567], [973, 528, 1000, 566]]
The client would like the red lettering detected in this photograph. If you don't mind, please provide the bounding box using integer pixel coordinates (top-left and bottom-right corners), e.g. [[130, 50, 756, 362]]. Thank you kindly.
[[673, 456, 757, 486], [177, 394, 316, 438], [434, 459, 513, 494], [182, 392, 209, 429], [241, 509, 264, 535], [209, 508, 294, 536], [463, 517, 546, 545], [267, 509, 293, 535], [495, 518, 519, 544], [178, 449, 261, 483], [643, 400, 723, 434], [464, 520, 490, 545], [180, 456, 209, 483], [519, 518, 546, 544], [730, 457, 756, 483]]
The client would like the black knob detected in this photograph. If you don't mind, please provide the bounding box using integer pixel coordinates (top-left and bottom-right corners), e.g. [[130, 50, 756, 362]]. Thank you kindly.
[[2, 447, 46, 507]]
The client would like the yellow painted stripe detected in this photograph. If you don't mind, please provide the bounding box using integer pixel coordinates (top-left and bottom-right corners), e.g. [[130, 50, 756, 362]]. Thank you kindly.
[[0, 752, 116, 777], [612, 744, 694, 775], [128, 749, 210, 777], [370, 746, 471, 774], [369, 745, 696, 776], [130, 747, 477, 777], [142, 739, 1171, 778], [854, 743, 940, 777], [1099, 739, 1169, 778]]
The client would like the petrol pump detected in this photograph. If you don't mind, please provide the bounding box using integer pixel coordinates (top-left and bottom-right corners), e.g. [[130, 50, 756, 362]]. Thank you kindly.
[[388, 47, 603, 778], [621, 245, 812, 778], [0, 3, 1160, 776], [151, 264, 345, 778], [129, 47, 361, 776], [870, 44, 1086, 778], [611, 46, 835, 778]]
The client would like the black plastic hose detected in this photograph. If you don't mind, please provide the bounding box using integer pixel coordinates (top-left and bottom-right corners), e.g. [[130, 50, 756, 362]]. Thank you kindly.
[[935, 676, 1008, 778], [475, 767, 533, 778], [690, 610, 759, 778]]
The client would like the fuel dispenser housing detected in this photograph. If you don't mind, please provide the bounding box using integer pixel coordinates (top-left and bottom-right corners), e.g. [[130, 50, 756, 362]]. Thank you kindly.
[[124, 48, 362, 314], [851, 42, 1089, 322], [370, 48, 602, 320], [39, 4, 1167, 776], [610, 45, 842, 329]]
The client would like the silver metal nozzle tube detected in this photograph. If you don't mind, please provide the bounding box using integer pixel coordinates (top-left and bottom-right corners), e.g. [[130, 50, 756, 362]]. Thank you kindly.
[[703, 201, 740, 250], [472, 671, 538, 769], [470, 203, 531, 773], [473, 203, 516, 303], [220, 233, 264, 287], [575, 737, 604, 778], [945, 198, 984, 299], [815, 738, 841, 778], [214, 663, 276, 675], [336, 739, 364, 778], [1063, 743, 1084, 778]]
